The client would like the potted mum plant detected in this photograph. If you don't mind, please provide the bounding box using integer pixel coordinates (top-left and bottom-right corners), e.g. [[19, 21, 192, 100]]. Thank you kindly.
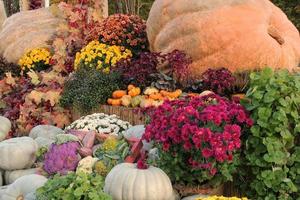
[[143, 94, 253, 197]]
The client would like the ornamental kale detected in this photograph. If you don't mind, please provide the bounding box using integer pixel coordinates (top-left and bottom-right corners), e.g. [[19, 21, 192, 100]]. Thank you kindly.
[[143, 94, 252, 186], [43, 142, 80, 175]]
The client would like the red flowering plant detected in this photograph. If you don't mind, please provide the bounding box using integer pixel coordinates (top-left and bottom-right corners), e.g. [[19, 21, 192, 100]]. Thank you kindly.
[[143, 94, 253, 187], [201, 68, 236, 96]]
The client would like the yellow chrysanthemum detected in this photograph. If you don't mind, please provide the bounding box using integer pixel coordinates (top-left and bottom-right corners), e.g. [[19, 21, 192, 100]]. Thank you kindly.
[[102, 137, 118, 152], [18, 48, 51, 71], [74, 40, 132, 72], [94, 161, 108, 176]]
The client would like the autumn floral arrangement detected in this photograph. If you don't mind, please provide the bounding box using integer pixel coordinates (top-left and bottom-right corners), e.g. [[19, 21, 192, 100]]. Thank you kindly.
[[86, 14, 148, 55], [143, 94, 253, 192], [74, 40, 132, 73], [18, 48, 51, 72]]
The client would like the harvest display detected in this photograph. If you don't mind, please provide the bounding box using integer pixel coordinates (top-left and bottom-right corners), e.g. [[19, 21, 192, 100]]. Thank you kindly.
[[0, 0, 299, 200]]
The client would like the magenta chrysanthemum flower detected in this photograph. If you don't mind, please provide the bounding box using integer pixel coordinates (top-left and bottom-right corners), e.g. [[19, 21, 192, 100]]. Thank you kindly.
[[43, 142, 80, 175]]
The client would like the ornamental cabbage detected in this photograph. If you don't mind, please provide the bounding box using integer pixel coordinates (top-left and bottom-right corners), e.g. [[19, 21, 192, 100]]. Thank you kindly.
[[43, 142, 80, 175]]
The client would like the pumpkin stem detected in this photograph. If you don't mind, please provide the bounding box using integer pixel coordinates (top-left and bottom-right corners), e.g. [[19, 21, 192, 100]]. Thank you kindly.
[[268, 26, 285, 45], [16, 195, 24, 200]]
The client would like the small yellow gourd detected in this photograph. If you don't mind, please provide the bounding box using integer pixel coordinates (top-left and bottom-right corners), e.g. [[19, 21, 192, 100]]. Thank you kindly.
[[128, 87, 141, 97]]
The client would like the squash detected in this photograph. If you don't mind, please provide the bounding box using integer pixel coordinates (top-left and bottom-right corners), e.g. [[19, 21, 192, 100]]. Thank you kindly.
[[4, 168, 40, 185], [0, 137, 38, 170], [1, 174, 47, 200], [147, 0, 300, 81], [0, 116, 11, 142], [104, 163, 175, 200], [160, 89, 182, 99], [121, 95, 132, 107], [34, 137, 54, 148], [128, 87, 141, 97], [112, 90, 127, 99], [144, 87, 159, 95], [149, 93, 164, 100], [199, 90, 214, 97], [107, 98, 122, 106], [107, 98, 113, 105], [130, 95, 144, 108], [127, 84, 135, 91], [0, 170, 3, 186], [140, 98, 154, 108], [29, 125, 63, 140]]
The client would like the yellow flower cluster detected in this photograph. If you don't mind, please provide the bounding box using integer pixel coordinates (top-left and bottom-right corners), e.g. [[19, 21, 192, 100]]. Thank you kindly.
[[196, 196, 248, 200], [18, 48, 51, 71], [94, 161, 109, 176], [74, 40, 132, 73], [102, 137, 118, 152]]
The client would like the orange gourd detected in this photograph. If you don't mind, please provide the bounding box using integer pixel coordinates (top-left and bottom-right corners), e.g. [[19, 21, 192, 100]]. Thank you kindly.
[[127, 84, 135, 91], [107, 98, 113, 105], [112, 90, 127, 99], [160, 89, 182, 99], [107, 98, 121, 106], [149, 93, 164, 100], [128, 87, 141, 97], [147, 0, 300, 82]]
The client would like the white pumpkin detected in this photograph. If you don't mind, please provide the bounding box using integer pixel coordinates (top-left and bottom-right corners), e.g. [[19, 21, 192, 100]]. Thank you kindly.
[[29, 125, 63, 140], [0, 185, 8, 199], [0, 170, 3, 186], [1, 174, 47, 200], [34, 137, 54, 148], [0, 116, 11, 142], [0, 137, 38, 170], [104, 163, 175, 200], [5, 168, 39, 185]]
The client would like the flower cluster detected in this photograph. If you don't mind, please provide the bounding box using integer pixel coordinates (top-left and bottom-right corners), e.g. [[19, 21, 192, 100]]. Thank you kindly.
[[143, 94, 252, 185], [201, 68, 236, 96], [196, 196, 248, 200], [89, 14, 148, 55], [43, 142, 80, 175], [74, 41, 132, 73], [94, 137, 130, 176], [65, 113, 131, 137], [18, 48, 51, 72]]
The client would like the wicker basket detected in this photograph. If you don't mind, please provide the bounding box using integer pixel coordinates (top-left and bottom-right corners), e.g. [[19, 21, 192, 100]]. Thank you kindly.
[[174, 183, 224, 197], [71, 105, 146, 125]]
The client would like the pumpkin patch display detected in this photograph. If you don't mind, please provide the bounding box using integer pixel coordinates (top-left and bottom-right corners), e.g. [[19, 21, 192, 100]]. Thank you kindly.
[[147, 0, 300, 80]]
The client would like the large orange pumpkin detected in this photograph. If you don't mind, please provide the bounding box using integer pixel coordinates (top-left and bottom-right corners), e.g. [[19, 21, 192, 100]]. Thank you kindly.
[[147, 0, 300, 80]]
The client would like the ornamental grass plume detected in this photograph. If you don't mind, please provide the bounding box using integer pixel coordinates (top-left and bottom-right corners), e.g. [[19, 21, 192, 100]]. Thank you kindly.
[[43, 142, 80, 175]]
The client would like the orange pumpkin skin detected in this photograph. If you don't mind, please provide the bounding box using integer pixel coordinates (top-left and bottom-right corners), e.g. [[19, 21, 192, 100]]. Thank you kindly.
[[147, 0, 300, 80], [112, 90, 127, 99]]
